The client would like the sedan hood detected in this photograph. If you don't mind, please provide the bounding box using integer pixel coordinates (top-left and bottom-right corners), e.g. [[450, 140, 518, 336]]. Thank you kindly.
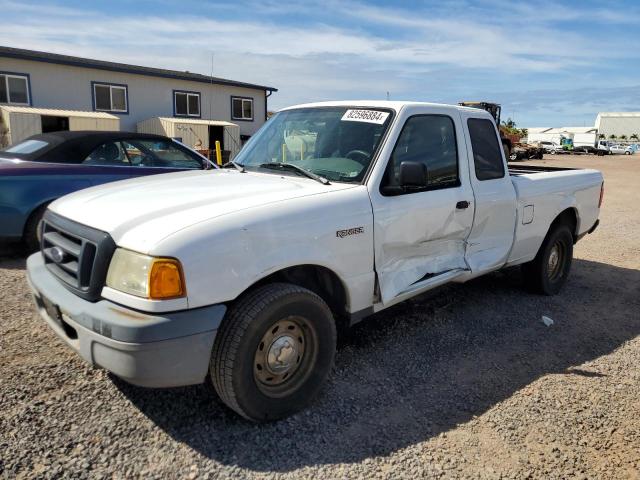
[[50, 169, 356, 252]]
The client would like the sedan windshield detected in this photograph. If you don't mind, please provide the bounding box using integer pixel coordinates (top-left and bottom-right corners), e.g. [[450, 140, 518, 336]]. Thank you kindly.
[[234, 107, 393, 183]]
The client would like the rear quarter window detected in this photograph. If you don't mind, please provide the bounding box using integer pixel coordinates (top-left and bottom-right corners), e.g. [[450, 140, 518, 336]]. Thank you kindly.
[[467, 118, 505, 181], [3, 139, 49, 154]]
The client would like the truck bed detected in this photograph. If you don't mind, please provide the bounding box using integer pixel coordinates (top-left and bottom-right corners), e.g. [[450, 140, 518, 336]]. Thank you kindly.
[[506, 165, 603, 266]]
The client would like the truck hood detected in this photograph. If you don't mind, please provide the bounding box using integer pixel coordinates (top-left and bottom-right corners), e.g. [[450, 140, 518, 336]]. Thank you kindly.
[[50, 169, 357, 251]]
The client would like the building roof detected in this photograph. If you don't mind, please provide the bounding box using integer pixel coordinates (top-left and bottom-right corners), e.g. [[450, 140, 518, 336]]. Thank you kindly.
[[0, 105, 118, 119], [596, 112, 640, 118], [526, 127, 553, 134], [561, 127, 597, 134], [0, 46, 277, 92]]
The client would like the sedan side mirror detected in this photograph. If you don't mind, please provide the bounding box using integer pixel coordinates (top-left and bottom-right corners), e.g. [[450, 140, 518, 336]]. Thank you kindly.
[[400, 161, 428, 188]]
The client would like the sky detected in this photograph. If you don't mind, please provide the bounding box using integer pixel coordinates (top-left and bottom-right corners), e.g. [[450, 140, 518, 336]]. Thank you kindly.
[[1, 0, 639, 127]]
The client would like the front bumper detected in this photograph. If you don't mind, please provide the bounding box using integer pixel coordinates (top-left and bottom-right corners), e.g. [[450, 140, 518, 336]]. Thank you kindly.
[[26, 253, 226, 387]]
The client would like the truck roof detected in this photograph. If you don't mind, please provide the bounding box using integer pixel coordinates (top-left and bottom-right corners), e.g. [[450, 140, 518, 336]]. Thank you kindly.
[[279, 100, 486, 114]]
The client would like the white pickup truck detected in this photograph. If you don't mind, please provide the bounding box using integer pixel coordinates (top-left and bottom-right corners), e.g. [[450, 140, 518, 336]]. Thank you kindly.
[[27, 101, 603, 421]]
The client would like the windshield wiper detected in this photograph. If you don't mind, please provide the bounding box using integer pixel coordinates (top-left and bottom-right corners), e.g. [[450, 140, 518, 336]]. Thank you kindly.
[[223, 160, 246, 172], [259, 162, 330, 185]]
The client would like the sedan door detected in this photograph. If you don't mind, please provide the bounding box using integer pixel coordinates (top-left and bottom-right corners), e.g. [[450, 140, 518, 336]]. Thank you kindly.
[[368, 108, 475, 304]]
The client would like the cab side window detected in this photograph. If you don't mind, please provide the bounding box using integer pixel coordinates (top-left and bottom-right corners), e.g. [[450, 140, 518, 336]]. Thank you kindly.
[[467, 118, 505, 180], [83, 142, 129, 166], [381, 114, 459, 194]]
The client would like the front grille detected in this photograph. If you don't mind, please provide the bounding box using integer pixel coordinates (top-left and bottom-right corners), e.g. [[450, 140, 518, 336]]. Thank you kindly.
[[41, 211, 116, 302]]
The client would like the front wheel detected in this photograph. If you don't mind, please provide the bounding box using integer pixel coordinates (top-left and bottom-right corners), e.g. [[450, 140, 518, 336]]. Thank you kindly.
[[210, 283, 336, 421], [522, 224, 574, 295]]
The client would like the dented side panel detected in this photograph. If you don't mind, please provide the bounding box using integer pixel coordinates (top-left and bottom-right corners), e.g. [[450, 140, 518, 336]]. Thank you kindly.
[[367, 105, 475, 305]]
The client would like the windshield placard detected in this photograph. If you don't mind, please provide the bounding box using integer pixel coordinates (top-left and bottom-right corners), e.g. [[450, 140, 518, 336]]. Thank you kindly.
[[341, 109, 389, 125]]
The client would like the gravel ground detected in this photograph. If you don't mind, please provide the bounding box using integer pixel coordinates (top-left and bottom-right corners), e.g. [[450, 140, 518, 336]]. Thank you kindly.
[[1, 154, 639, 479]]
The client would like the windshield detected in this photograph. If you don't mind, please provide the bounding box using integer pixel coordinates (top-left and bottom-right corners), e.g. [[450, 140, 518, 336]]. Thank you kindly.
[[234, 107, 393, 183]]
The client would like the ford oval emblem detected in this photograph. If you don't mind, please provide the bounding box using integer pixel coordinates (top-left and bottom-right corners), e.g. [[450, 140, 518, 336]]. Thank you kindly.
[[50, 246, 66, 264]]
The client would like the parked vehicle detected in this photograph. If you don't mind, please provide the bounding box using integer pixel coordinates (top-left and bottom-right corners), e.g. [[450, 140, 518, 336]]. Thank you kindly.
[[0, 131, 213, 249], [509, 143, 544, 161], [572, 133, 610, 155], [539, 141, 564, 154], [608, 144, 634, 155], [26, 101, 603, 421]]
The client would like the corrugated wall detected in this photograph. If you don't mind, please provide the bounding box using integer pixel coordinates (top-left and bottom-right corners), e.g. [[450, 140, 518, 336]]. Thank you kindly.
[[598, 117, 640, 138], [69, 116, 119, 131], [224, 125, 241, 159], [8, 112, 41, 145], [137, 117, 165, 136]]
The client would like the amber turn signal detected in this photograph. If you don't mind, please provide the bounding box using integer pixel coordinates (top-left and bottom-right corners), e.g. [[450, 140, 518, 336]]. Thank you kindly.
[[149, 259, 185, 299]]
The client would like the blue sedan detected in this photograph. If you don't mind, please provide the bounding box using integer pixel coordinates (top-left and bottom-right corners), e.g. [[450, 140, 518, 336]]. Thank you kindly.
[[0, 131, 213, 250]]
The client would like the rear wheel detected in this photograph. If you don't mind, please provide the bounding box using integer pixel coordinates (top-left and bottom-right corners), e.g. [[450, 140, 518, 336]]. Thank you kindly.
[[522, 224, 573, 295], [210, 283, 336, 421]]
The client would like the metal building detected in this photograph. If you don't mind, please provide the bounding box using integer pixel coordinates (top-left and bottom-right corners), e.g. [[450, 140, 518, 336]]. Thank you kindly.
[[0, 106, 119, 147], [595, 113, 640, 138], [137, 117, 241, 160]]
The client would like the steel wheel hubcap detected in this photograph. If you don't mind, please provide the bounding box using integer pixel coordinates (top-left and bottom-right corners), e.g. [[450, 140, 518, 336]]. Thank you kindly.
[[547, 242, 563, 280], [254, 318, 305, 387]]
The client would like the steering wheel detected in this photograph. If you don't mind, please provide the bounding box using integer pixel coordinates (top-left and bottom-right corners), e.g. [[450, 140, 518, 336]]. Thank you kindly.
[[345, 149, 371, 165]]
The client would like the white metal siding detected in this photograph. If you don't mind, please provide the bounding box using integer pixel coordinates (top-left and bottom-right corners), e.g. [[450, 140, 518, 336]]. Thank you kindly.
[[69, 116, 119, 131], [596, 114, 640, 138], [9, 112, 41, 144]]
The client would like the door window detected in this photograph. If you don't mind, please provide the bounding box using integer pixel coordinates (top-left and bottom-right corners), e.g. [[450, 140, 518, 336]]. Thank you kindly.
[[124, 139, 203, 169], [382, 114, 459, 194], [467, 118, 505, 180], [83, 142, 130, 166]]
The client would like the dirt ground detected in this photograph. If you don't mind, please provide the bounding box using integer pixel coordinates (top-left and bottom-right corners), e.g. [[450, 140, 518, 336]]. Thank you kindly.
[[0, 154, 639, 479]]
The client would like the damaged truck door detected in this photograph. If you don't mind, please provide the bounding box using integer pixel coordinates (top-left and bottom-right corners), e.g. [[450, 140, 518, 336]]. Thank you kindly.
[[370, 109, 475, 305]]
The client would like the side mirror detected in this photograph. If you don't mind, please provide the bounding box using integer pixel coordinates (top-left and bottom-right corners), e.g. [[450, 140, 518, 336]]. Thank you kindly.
[[400, 161, 427, 188]]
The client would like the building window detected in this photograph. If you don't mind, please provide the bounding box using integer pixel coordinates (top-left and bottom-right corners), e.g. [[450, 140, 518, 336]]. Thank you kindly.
[[0, 72, 30, 105], [92, 82, 128, 113], [174, 90, 200, 117], [231, 96, 253, 121]]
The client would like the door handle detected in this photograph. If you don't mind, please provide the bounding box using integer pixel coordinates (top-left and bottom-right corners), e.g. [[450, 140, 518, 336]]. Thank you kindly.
[[456, 200, 470, 209]]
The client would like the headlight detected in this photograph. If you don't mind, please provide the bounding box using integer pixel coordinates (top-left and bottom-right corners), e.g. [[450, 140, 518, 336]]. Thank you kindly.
[[106, 249, 185, 300]]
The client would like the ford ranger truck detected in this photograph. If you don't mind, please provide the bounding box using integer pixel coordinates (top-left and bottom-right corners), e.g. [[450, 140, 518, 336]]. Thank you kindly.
[[26, 101, 604, 421]]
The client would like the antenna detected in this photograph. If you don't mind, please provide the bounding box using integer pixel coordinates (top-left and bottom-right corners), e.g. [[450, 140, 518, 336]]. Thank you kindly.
[[209, 53, 214, 120], [386, 91, 390, 101]]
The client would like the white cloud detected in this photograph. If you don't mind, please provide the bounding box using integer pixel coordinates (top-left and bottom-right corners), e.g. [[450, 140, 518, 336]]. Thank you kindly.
[[0, 0, 638, 121]]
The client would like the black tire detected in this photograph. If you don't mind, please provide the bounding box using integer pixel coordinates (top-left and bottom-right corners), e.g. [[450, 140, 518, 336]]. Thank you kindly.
[[210, 283, 336, 421], [522, 224, 573, 295], [23, 204, 48, 252]]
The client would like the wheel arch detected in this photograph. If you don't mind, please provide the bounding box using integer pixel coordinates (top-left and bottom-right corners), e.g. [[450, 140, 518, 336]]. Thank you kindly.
[[550, 207, 579, 243], [239, 264, 351, 325], [22, 199, 55, 239]]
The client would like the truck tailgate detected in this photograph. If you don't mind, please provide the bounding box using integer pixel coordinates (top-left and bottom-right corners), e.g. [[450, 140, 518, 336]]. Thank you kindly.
[[507, 166, 603, 266]]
